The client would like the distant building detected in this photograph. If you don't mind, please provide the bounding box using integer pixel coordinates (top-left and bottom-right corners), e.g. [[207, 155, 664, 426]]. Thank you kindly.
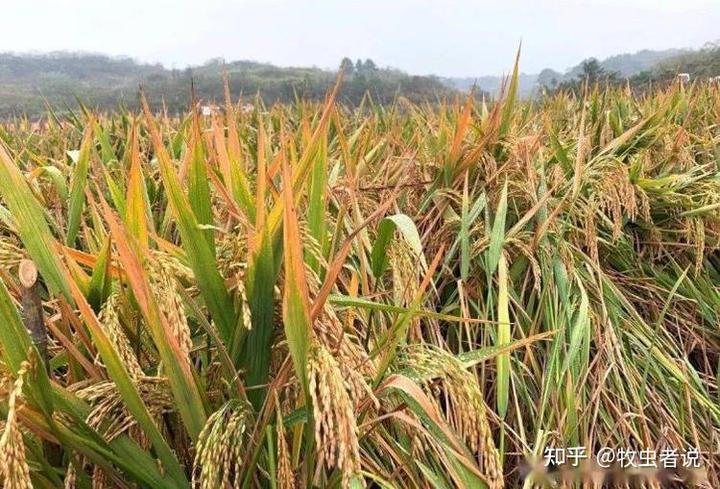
[[241, 103, 254, 114], [201, 105, 218, 116], [677, 73, 690, 84]]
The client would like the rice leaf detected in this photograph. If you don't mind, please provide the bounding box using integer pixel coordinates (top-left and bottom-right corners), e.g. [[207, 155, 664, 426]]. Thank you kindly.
[[141, 94, 235, 343], [66, 128, 93, 245], [486, 180, 508, 275], [281, 154, 313, 395], [496, 251, 511, 419], [0, 143, 71, 300]]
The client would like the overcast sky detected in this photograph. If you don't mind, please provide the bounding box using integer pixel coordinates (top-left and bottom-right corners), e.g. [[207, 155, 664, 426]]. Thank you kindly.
[[2, 0, 719, 77]]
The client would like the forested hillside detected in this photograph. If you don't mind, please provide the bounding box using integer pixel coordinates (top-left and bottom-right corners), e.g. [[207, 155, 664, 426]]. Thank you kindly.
[[443, 46, 697, 96], [654, 43, 720, 79], [0, 53, 457, 117], [3, 44, 718, 118]]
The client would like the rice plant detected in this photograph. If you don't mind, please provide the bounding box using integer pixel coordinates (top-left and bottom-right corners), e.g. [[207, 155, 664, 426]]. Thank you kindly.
[[0, 64, 718, 488]]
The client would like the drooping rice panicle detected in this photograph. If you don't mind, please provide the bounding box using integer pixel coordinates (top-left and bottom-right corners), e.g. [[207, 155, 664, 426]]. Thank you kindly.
[[193, 399, 253, 489], [0, 361, 32, 489]]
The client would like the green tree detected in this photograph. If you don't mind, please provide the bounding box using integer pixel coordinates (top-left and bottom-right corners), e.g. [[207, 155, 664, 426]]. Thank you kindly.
[[340, 57, 354, 76], [537, 68, 561, 89], [580, 58, 604, 83]]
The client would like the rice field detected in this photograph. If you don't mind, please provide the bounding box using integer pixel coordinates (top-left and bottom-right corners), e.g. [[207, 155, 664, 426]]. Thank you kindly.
[[0, 68, 719, 488]]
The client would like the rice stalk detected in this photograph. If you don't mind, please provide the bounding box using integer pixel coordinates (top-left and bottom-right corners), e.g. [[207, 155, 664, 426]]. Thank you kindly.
[[193, 399, 253, 489], [0, 360, 32, 489], [98, 291, 143, 379], [401, 345, 504, 488], [73, 376, 173, 443], [0, 78, 718, 488], [275, 405, 294, 489], [308, 341, 362, 487], [148, 252, 193, 358]]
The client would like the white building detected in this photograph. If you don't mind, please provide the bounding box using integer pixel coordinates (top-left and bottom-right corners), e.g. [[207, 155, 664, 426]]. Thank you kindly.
[[201, 105, 218, 117]]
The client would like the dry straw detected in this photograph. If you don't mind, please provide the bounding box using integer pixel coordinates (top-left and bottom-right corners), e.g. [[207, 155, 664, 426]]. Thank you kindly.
[[0, 238, 23, 269]]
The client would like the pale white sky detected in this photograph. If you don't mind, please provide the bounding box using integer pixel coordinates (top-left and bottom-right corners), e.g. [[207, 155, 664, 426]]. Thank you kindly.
[[2, 0, 719, 76]]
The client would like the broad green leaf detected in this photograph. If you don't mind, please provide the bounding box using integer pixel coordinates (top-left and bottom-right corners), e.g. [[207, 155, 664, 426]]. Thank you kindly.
[[281, 157, 313, 395], [243, 223, 277, 407], [124, 124, 150, 249], [66, 129, 93, 245], [378, 375, 487, 489], [307, 134, 328, 273], [371, 214, 424, 278], [187, 127, 214, 249], [141, 96, 235, 344], [0, 143, 71, 300], [62, 259, 189, 487], [561, 276, 590, 379], [86, 236, 112, 311], [496, 252, 511, 419], [99, 196, 207, 442], [32, 166, 68, 200], [498, 44, 521, 139], [486, 180, 508, 275]]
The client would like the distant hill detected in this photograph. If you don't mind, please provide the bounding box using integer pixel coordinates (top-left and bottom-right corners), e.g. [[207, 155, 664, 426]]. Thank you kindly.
[[0, 53, 459, 117], [652, 43, 720, 79], [441, 47, 692, 97], [440, 73, 539, 99], [565, 48, 688, 79], [2, 45, 716, 118]]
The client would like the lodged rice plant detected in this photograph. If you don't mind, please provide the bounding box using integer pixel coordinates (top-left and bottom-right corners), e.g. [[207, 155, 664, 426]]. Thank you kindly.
[[0, 59, 719, 488]]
